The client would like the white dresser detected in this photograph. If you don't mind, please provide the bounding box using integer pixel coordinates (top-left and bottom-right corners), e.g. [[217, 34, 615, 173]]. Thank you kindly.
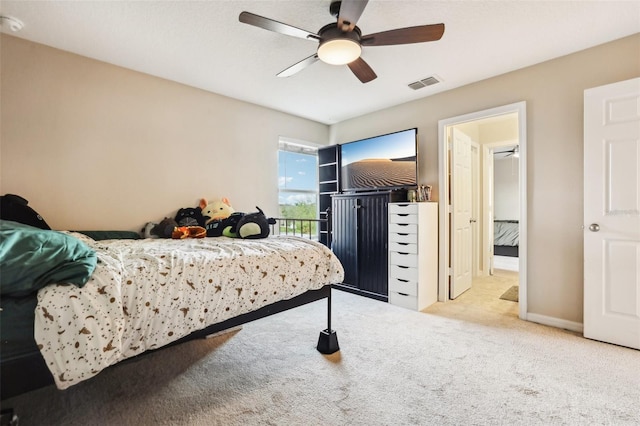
[[388, 202, 438, 310]]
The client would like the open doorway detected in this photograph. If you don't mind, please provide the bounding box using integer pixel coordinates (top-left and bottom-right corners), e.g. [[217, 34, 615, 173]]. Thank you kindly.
[[438, 102, 527, 321], [491, 143, 520, 273]]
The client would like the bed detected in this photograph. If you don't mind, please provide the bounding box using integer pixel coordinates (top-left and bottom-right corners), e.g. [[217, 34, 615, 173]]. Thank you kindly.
[[0, 218, 343, 400], [493, 219, 519, 257]]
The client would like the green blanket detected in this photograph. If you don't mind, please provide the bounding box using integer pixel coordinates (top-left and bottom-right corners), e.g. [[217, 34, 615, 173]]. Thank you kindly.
[[0, 220, 97, 297]]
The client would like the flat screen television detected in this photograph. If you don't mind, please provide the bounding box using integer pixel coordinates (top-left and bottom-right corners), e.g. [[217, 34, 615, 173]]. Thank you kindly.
[[340, 128, 418, 192]]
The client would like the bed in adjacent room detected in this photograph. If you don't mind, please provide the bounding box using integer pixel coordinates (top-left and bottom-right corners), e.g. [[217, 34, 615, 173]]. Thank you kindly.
[[0, 219, 344, 399], [493, 219, 519, 257]]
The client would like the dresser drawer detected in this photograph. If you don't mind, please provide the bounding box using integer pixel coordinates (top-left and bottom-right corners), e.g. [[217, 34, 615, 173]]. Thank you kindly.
[[389, 203, 419, 215], [389, 251, 418, 268], [389, 223, 417, 234], [389, 213, 419, 225], [389, 241, 418, 255], [389, 292, 418, 310], [389, 264, 419, 281], [388, 277, 418, 296], [389, 232, 417, 244]]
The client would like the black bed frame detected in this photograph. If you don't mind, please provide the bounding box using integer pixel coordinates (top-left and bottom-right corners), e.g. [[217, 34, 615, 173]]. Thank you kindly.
[[1, 215, 339, 402], [494, 245, 519, 257]]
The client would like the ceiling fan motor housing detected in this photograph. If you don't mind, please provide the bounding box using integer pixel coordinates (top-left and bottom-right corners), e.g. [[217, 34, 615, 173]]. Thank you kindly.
[[319, 23, 361, 42]]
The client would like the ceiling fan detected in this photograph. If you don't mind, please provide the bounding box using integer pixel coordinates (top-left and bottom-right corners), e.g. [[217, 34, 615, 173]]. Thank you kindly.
[[239, 0, 445, 83], [495, 146, 520, 158]]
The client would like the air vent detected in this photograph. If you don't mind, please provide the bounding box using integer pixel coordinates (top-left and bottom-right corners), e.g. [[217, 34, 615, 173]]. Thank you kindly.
[[408, 76, 440, 90]]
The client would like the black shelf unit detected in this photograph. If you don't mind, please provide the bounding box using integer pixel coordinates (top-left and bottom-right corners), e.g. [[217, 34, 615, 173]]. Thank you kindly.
[[317, 146, 340, 247]]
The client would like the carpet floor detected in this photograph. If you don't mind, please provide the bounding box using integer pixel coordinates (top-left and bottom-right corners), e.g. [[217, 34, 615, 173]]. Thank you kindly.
[[3, 272, 639, 425]]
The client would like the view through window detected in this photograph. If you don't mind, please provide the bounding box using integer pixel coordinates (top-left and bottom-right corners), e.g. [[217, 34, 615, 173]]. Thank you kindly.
[[278, 139, 318, 237]]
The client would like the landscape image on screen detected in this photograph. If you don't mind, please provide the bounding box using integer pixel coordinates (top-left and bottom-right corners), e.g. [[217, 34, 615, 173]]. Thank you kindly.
[[341, 129, 417, 191]]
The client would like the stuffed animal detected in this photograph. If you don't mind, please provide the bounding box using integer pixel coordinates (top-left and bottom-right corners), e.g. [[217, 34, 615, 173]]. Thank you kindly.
[[206, 212, 244, 237], [0, 194, 51, 230], [200, 197, 235, 224], [141, 222, 158, 238], [200, 199, 274, 239], [150, 217, 178, 239], [234, 207, 276, 239], [171, 226, 207, 239], [174, 206, 206, 227]]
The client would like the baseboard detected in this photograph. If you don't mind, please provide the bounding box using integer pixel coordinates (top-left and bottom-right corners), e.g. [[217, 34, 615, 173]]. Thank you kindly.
[[526, 313, 583, 334], [493, 255, 519, 272]]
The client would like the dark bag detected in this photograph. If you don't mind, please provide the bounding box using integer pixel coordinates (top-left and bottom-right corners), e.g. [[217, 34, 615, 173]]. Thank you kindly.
[[0, 194, 51, 230]]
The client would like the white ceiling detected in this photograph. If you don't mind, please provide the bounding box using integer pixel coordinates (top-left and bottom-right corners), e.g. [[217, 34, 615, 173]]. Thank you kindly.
[[1, 1, 638, 125]]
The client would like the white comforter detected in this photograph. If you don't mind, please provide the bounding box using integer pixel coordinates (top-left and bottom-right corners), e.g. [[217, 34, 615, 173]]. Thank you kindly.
[[34, 234, 344, 389]]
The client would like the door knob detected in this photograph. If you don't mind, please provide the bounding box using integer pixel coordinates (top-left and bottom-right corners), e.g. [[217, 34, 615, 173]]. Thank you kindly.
[[588, 223, 600, 232], [470, 219, 477, 223]]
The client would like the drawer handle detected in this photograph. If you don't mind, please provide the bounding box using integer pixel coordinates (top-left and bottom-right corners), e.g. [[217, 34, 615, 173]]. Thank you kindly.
[[397, 278, 409, 283], [398, 233, 409, 236], [398, 213, 409, 217], [397, 242, 408, 246], [397, 265, 409, 269], [397, 252, 409, 256], [398, 292, 409, 296]]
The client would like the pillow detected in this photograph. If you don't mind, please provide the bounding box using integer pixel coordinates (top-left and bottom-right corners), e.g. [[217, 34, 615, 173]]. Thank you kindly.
[[0, 194, 51, 230], [0, 220, 97, 297], [73, 230, 141, 241]]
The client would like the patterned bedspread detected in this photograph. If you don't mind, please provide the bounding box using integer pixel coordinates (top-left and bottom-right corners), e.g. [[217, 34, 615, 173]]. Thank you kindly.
[[34, 234, 344, 390]]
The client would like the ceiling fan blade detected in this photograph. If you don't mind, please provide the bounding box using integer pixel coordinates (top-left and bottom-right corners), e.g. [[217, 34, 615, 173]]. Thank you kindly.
[[347, 57, 377, 83], [361, 23, 445, 46], [239, 11, 319, 41], [277, 54, 320, 78], [337, 0, 369, 32]]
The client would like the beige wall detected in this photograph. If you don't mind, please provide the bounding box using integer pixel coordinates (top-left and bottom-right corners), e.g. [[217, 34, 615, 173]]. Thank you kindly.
[[0, 34, 329, 231], [494, 157, 520, 221], [329, 33, 640, 324]]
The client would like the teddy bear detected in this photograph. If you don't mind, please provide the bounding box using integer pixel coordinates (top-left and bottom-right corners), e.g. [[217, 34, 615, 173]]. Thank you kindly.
[[171, 225, 206, 239], [200, 197, 234, 224], [234, 207, 276, 239], [150, 217, 179, 238], [174, 206, 206, 227], [200, 198, 242, 237], [200, 199, 275, 239], [207, 212, 244, 237]]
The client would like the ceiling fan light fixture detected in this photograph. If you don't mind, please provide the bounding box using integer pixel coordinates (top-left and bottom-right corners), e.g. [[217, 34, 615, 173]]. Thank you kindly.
[[317, 38, 361, 65]]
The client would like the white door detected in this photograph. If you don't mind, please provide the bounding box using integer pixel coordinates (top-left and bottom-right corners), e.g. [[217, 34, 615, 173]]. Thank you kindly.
[[471, 142, 481, 276], [483, 145, 496, 275], [584, 77, 640, 350], [450, 128, 473, 298]]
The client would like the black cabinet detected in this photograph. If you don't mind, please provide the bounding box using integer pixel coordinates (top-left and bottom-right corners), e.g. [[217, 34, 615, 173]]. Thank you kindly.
[[331, 191, 391, 301], [317, 146, 340, 247]]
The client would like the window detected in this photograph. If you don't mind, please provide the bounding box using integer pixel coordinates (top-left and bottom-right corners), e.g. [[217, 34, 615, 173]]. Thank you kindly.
[[278, 139, 318, 233]]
